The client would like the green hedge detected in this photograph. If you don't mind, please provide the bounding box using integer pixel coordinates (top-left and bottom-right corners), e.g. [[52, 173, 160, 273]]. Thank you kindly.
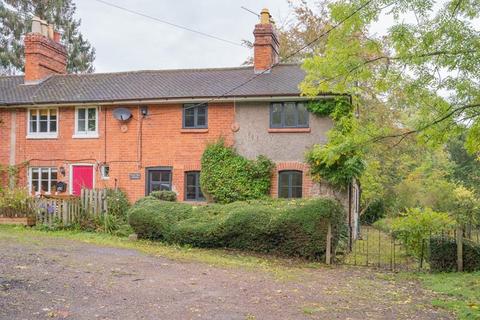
[[150, 190, 177, 202], [429, 237, 480, 272], [128, 198, 347, 260]]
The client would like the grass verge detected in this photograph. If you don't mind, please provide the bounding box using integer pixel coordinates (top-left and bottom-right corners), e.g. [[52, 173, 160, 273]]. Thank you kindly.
[[0, 225, 324, 279], [418, 272, 480, 320]]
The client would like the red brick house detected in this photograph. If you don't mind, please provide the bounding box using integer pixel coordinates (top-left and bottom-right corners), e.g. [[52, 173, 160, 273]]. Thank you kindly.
[[0, 10, 359, 232]]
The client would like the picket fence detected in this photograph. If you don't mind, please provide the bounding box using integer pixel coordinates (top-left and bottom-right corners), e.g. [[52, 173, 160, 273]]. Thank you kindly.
[[35, 188, 108, 226]]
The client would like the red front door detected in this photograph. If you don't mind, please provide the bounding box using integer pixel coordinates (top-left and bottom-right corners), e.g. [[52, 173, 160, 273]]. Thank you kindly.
[[72, 165, 94, 195]]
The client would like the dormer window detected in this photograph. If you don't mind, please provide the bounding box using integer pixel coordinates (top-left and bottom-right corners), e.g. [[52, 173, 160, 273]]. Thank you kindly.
[[27, 108, 58, 139], [270, 102, 309, 128]]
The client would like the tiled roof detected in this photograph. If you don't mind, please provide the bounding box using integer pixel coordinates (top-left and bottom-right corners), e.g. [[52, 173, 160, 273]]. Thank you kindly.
[[0, 64, 306, 106]]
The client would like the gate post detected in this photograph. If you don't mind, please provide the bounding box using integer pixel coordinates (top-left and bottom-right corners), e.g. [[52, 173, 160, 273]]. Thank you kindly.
[[326, 223, 332, 265], [457, 225, 463, 272]]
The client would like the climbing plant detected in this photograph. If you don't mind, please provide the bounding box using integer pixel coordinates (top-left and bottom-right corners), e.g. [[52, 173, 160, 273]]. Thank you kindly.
[[306, 98, 365, 189], [200, 139, 274, 203]]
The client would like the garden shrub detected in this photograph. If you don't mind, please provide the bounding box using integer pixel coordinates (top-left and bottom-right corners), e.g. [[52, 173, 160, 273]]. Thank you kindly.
[[429, 237, 480, 272], [128, 200, 193, 239], [128, 197, 347, 260], [150, 190, 177, 202], [106, 188, 130, 220], [200, 139, 274, 203], [390, 208, 455, 260]]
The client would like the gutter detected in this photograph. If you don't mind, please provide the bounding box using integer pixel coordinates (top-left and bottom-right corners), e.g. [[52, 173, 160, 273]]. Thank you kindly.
[[0, 94, 350, 108]]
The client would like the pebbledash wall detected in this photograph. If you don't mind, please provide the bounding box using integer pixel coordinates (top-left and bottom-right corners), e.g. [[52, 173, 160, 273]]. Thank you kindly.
[[5, 103, 234, 202]]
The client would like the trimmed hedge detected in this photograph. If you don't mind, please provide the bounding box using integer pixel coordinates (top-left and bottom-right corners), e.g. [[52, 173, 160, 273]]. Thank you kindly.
[[150, 190, 177, 202], [429, 236, 480, 272], [128, 198, 347, 260]]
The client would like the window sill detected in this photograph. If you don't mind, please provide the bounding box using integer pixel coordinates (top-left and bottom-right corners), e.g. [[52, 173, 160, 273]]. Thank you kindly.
[[72, 133, 99, 139], [268, 128, 311, 133], [180, 128, 209, 134], [26, 134, 58, 140]]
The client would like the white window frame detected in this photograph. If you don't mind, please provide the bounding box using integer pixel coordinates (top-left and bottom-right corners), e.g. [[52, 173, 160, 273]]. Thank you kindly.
[[73, 106, 99, 138], [26, 108, 58, 139], [29, 167, 58, 195], [100, 164, 110, 180]]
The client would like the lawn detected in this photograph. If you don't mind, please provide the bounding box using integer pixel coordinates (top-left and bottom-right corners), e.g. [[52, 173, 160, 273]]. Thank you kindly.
[[0, 225, 322, 280], [418, 272, 480, 320]]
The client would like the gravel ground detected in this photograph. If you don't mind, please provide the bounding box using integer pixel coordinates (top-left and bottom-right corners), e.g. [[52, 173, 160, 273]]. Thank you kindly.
[[0, 231, 452, 320]]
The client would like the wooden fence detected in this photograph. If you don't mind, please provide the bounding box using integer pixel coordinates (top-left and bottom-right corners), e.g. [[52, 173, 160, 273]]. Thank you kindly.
[[35, 188, 108, 226]]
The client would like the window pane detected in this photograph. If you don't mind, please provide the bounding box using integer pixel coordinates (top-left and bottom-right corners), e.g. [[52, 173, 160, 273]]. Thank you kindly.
[[88, 119, 96, 131], [196, 105, 207, 127], [160, 172, 171, 183], [151, 184, 161, 192], [151, 172, 160, 182], [279, 172, 289, 188], [186, 186, 196, 200], [78, 119, 86, 132], [184, 107, 195, 127], [39, 120, 48, 132], [291, 186, 302, 198], [291, 171, 303, 187], [279, 187, 290, 198], [271, 103, 282, 127], [160, 183, 171, 191], [49, 118, 57, 132], [87, 108, 96, 120], [30, 120, 37, 133], [78, 109, 86, 120], [50, 170, 57, 192], [30, 110, 37, 122], [284, 102, 297, 127], [297, 103, 308, 127]]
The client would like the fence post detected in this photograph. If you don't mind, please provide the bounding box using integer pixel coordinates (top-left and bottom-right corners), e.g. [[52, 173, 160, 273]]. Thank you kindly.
[[326, 223, 332, 265], [457, 225, 463, 272]]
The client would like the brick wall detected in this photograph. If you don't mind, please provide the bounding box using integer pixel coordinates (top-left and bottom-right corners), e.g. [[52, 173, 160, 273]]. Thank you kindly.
[[0, 103, 234, 202]]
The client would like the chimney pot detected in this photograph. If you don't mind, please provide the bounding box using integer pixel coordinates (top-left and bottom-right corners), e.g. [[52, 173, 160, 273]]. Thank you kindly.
[[260, 8, 270, 24], [40, 20, 48, 37], [48, 24, 54, 40], [54, 31, 61, 43], [31, 16, 42, 33]]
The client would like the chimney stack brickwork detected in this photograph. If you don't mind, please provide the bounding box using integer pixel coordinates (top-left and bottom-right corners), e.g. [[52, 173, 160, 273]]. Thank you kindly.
[[24, 17, 67, 83], [253, 8, 280, 73]]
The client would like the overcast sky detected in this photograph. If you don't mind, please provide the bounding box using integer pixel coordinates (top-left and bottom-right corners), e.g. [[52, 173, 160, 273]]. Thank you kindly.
[[74, 0, 301, 72]]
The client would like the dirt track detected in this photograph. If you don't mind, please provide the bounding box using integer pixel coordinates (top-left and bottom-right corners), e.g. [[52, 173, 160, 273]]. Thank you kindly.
[[0, 231, 452, 320]]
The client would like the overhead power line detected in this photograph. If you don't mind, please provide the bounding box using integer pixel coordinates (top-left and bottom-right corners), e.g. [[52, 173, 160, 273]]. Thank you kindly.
[[146, 0, 376, 119], [173, 0, 376, 109], [92, 0, 245, 47]]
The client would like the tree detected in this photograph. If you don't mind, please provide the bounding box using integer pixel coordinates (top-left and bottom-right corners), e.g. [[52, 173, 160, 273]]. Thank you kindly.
[[0, 0, 95, 74], [301, 0, 479, 198]]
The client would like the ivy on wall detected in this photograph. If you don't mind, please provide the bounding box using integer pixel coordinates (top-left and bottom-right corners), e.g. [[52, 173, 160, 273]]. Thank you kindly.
[[306, 97, 365, 189], [200, 139, 274, 204]]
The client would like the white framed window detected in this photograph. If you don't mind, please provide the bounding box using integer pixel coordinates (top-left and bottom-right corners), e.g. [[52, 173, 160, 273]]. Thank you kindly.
[[30, 167, 58, 194], [74, 106, 98, 138], [27, 108, 58, 138], [100, 164, 110, 180]]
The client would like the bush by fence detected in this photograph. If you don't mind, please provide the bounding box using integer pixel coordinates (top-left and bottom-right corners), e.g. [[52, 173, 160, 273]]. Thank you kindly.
[[128, 197, 347, 260], [429, 237, 480, 272]]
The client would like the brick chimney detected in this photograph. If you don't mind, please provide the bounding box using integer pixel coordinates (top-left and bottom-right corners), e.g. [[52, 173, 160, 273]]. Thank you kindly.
[[253, 8, 279, 74], [24, 17, 67, 83]]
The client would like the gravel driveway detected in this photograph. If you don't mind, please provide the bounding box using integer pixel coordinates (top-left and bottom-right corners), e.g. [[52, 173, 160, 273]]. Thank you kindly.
[[0, 230, 452, 320]]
